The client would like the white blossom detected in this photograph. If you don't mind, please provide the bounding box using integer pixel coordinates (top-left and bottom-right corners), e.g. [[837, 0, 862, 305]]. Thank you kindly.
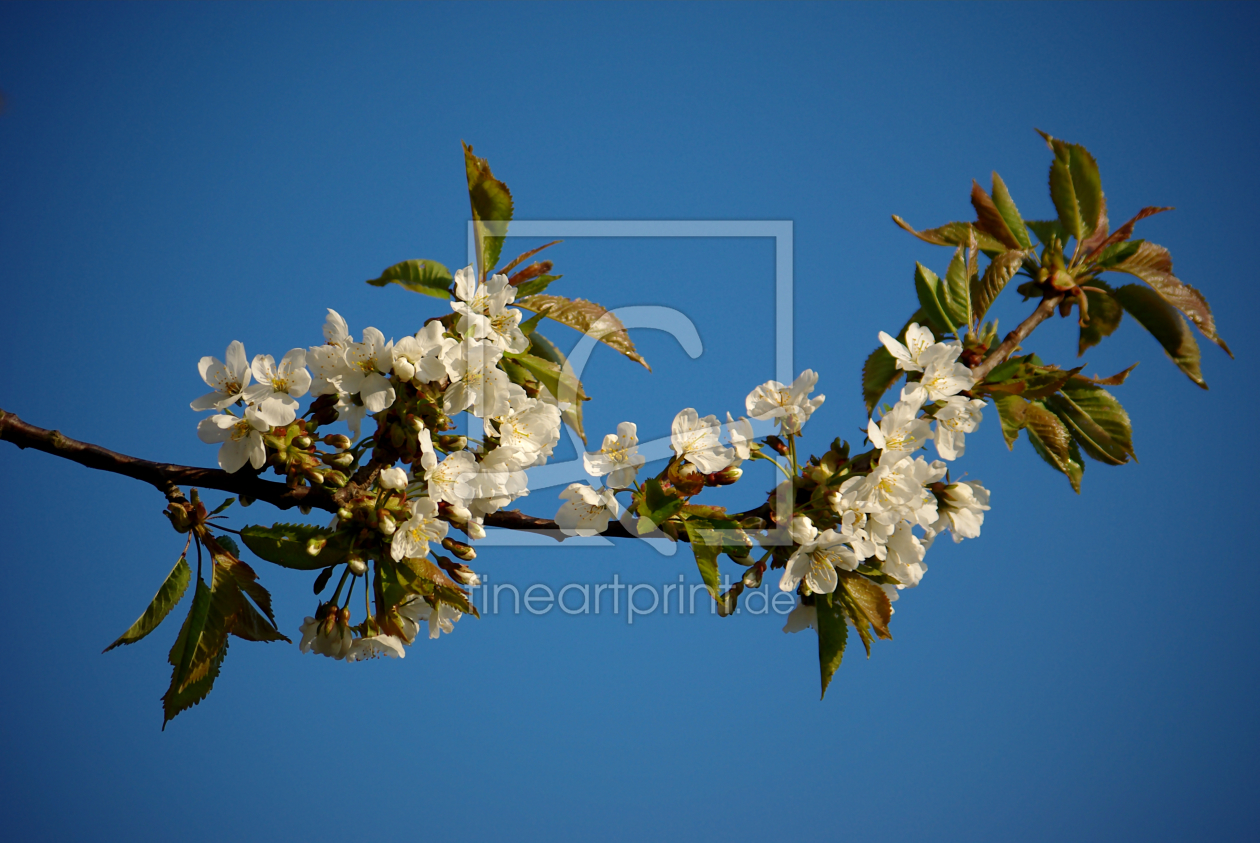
[[298, 609, 354, 660], [931, 481, 990, 543], [442, 337, 510, 418], [555, 482, 620, 537], [451, 265, 529, 353], [878, 323, 945, 373], [670, 408, 734, 473], [933, 396, 986, 461], [881, 522, 927, 588], [197, 410, 269, 473], [583, 422, 644, 489], [915, 344, 975, 401], [191, 340, 252, 411], [380, 466, 408, 490], [393, 321, 456, 384], [725, 413, 755, 465], [425, 451, 478, 508], [868, 387, 933, 459], [243, 349, 311, 427], [745, 369, 825, 434], [779, 516, 857, 595], [782, 600, 817, 634], [399, 595, 462, 640], [341, 326, 396, 413], [345, 634, 406, 661], [492, 398, 563, 470]]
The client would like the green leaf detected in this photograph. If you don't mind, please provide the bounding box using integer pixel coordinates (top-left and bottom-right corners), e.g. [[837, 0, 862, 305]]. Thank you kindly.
[[1093, 239, 1143, 269], [993, 394, 1029, 450], [942, 246, 972, 330], [861, 310, 925, 414], [1111, 283, 1207, 389], [208, 497, 235, 516], [499, 239, 561, 277], [914, 262, 955, 337], [463, 142, 513, 277], [240, 523, 352, 571], [637, 478, 685, 534], [991, 172, 1033, 250], [1024, 401, 1084, 492], [837, 571, 892, 641], [1059, 381, 1137, 463], [970, 249, 1028, 323], [1107, 241, 1231, 357], [104, 555, 191, 652], [1047, 153, 1083, 243], [1078, 286, 1123, 355], [816, 593, 849, 700], [365, 259, 453, 300], [514, 273, 562, 298], [512, 343, 588, 443], [971, 180, 1024, 250], [1038, 130, 1106, 245], [1082, 206, 1173, 263], [682, 519, 724, 600], [162, 577, 215, 728], [1025, 219, 1065, 246], [891, 217, 1007, 254], [516, 294, 650, 371], [215, 535, 240, 558]]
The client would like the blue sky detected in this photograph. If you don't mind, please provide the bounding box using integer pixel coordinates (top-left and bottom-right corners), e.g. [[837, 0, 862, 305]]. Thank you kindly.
[[1, 3, 1257, 841]]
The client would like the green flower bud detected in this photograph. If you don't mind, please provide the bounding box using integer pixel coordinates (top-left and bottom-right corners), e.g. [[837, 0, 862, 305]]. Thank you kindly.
[[322, 434, 352, 450], [293, 435, 312, 450], [347, 556, 367, 577], [306, 536, 327, 556], [437, 435, 467, 451], [441, 536, 476, 562], [324, 470, 348, 488]]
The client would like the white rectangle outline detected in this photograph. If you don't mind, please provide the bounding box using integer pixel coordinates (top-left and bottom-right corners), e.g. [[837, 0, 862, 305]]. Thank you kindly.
[[466, 220, 793, 549]]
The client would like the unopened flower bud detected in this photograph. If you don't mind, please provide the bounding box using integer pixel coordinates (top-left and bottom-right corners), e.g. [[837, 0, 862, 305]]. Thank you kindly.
[[323, 434, 352, 451], [306, 536, 327, 556], [347, 556, 368, 577], [765, 435, 788, 456], [337, 507, 355, 522], [389, 425, 407, 448], [380, 467, 408, 490], [394, 358, 416, 382], [445, 562, 481, 587], [706, 466, 743, 486], [378, 512, 397, 536], [441, 536, 477, 562], [447, 503, 472, 522], [467, 519, 486, 540], [299, 504, 312, 515], [741, 565, 764, 589], [293, 435, 312, 450], [406, 415, 424, 433], [437, 435, 467, 451], [324, 470, 348, 488], [322, 451, 355, 469], [238, 494, 254, 507], [338, 606, 352, 624]]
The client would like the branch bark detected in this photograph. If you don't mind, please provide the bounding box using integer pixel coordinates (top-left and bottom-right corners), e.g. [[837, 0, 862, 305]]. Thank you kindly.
[[0, 408, 638, 539], [970, 293, 1066, 381]]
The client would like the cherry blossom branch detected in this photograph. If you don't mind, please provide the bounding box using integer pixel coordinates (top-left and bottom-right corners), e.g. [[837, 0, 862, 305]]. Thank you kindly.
[[0, 408, 640, 538], [969, 292, 1066, 381]]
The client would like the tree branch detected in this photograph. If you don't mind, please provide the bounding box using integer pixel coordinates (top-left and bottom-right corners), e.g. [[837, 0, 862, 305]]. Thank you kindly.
[[970, 293, 1066, 381], [0, 408, 638, 539]]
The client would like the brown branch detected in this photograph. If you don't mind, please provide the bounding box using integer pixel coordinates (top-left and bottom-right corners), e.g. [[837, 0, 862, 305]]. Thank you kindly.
[[0, 408, 338, 511], [970, 293, 1066, 381], [0, 408, 638, 538]]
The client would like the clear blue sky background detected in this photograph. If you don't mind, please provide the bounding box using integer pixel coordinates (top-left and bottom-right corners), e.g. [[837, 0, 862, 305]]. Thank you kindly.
[[1, 3, 1257, 841]]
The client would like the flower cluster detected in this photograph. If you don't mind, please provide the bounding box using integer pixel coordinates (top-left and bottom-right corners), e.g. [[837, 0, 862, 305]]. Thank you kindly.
[[782, 325, 990, 633], [189, 265, 575, 658]]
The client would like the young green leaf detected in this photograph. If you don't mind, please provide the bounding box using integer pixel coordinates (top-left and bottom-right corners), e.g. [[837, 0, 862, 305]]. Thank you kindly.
[[683, 519, 724, 600], [514, 273, 562, 298], [1047, 152, 1083, 244], [1037, 130, 1106, 246], [942, 246, 972, 330], [240, 523, 352, 571], [1024, 400, 1084, 492], [816, 593, 849, 700], [1082, 206, 1173, 263], [1045, 393, 1129, 466], [837, 571, 892, 641], [914, 262, 956, 336], [463, 141, 513, 278], [103, 555, 191, 652], [637, 478, 685, 534], [1078, 287, 1123, 355], [971, 249, 1028, 323], [1106, 241, 1231, 357], [499, 239, 561, 277], [971, 180, 1024, 250], [515, 294, 649, 370], [162, 578, 215, 728], [1111, 284, 1207, 389], [1059, 381, 1137, 462], [990, 172, 1033, 250], [1025, 219, 1065, 246], [365, 259, 453, 300], [993, 394, 1029, 450], [891, 217, 1007, 254]]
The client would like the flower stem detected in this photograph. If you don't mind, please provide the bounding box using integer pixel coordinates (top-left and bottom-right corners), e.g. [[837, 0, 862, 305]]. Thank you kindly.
[[329, 565, 351, 605]]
